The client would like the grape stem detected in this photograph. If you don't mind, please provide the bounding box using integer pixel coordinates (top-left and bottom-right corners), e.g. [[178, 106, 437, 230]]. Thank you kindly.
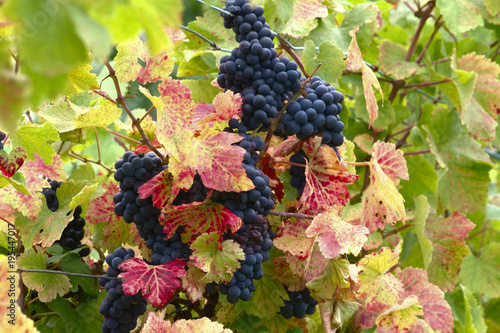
[[403, 149, 431, 156], [139, 105, 156, 124], [103, 61, 166, 162], [382, 223, 411, 239], [17, 268, 122, 280], [67, 149, 115, 175], [272, 159, 306, 168], [105, 128, 143, 145], [276, 34, 308, 77], [268, 210, 316, 220]]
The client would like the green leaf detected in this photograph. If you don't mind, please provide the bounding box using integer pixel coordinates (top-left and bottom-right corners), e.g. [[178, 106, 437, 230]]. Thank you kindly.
[[424, 106, 492, 213], [459, 242, 500, 298], [303, 40, 344, 84], [69, 183, 100, 211], [266, 0, 328, 38], [307, 259, 351, 301], [460, 284, 488, 333], [399, 155, 437, 207], [0, 174, 30, 195], [234, 275, 288, 319], [190, 232, 245, 284], [65, 4, 112, 61], [64, 63, 100, 97], [436, 0, 483, 35], [329, 299, 360, 329], [309, 3, 381, 52], [403, 196, 434, 270], [61, 253, 96, 294], [18, 250, 72, 302], [183, 79, 222, 104], [15, 202, 74, 250], [71, 100, 122, 129], [378, 40, 420, 79], [10, 123, 60, 165], [48, 293, 106, 333], [0, 69, 30, 133]]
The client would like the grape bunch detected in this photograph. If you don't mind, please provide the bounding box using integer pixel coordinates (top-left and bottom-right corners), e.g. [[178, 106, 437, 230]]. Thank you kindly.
[[0, 131, 5, 150], [172, 174, 210, 205], [217, 0, 302, 131], [218, 214, 275, 303], [279, 287, 318, 319], [209, 129, 275, 303], [289, 150, 308, 196], [113, 151, 191, 266], [98, 247, 147, 333], [280, 77, 345, 147], [42, 180, 90, 257]]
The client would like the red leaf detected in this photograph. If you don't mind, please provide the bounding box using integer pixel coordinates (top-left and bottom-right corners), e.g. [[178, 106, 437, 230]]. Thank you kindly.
[[118, 258, 186, 307], [287, 245, 328, 282], [274, 135, 302, 157], [424, 212, 475, 291], [371, 141, 409, 185], [3, 154, 65, 218], [0, 147, 26, 177], [138, 170, 173, 208], [306, 209, 369, 258], [298, 137, 358, 213], [270, 256, 307, 291], [194, 91, 243, 126], [169, 132, 255, 193], [397, 268, 453, 333], [160, 197, 242, 243], [86, 182, 121, 225], [274, 219, 314, 258], [262, 155, 284, 202]]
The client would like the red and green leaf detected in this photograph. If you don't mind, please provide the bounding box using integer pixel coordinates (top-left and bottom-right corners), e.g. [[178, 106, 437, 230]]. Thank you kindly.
[[306, 209, 369, 258], [138, 169, 173, 208], [298, 137, 359, 213], [190, 233, 245, 284], [424, 212, 475, 291], [160, 197, 242, 244], [273, 218, 314, 258], [118, 258, 186, 307], [0, 146, 26, 177]]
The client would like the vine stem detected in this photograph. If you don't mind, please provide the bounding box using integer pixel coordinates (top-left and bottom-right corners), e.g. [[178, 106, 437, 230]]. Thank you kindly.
[[403, 149, 431, 156], [105, 128, 142, 145], [139, 106, 156, 124], [31, 312, 57, 319], [416, 15, 443, 64], [345, 161, 370, 166], [276, 34, 308, 77], [382, 223, 411, 239], [103, 61, 166, 161], [403, 78, 451, 89], [0, 216, 16, 228], [180, 25, 232, 52], [17, 268, 122, 280], [67, 150, 115, 174], [268, 210, 316, 220], [272, 159, 306, 168], [405, 1, 436, 61]]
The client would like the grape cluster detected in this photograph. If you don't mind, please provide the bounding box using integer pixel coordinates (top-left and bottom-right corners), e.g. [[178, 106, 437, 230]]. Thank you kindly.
[[172, 174, 210, 205], [98, 247, 147, 333], [113, 152, 191, 266], [42, 180, 89, 257], [280, 77, 345, 147], [218, 0, 302, 131], [209, 130, 275, 303], [218, 214, 275, 303], [279, 287, 318, 319], [289, 150, 308, 196], [0, 131, 5, 150]]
